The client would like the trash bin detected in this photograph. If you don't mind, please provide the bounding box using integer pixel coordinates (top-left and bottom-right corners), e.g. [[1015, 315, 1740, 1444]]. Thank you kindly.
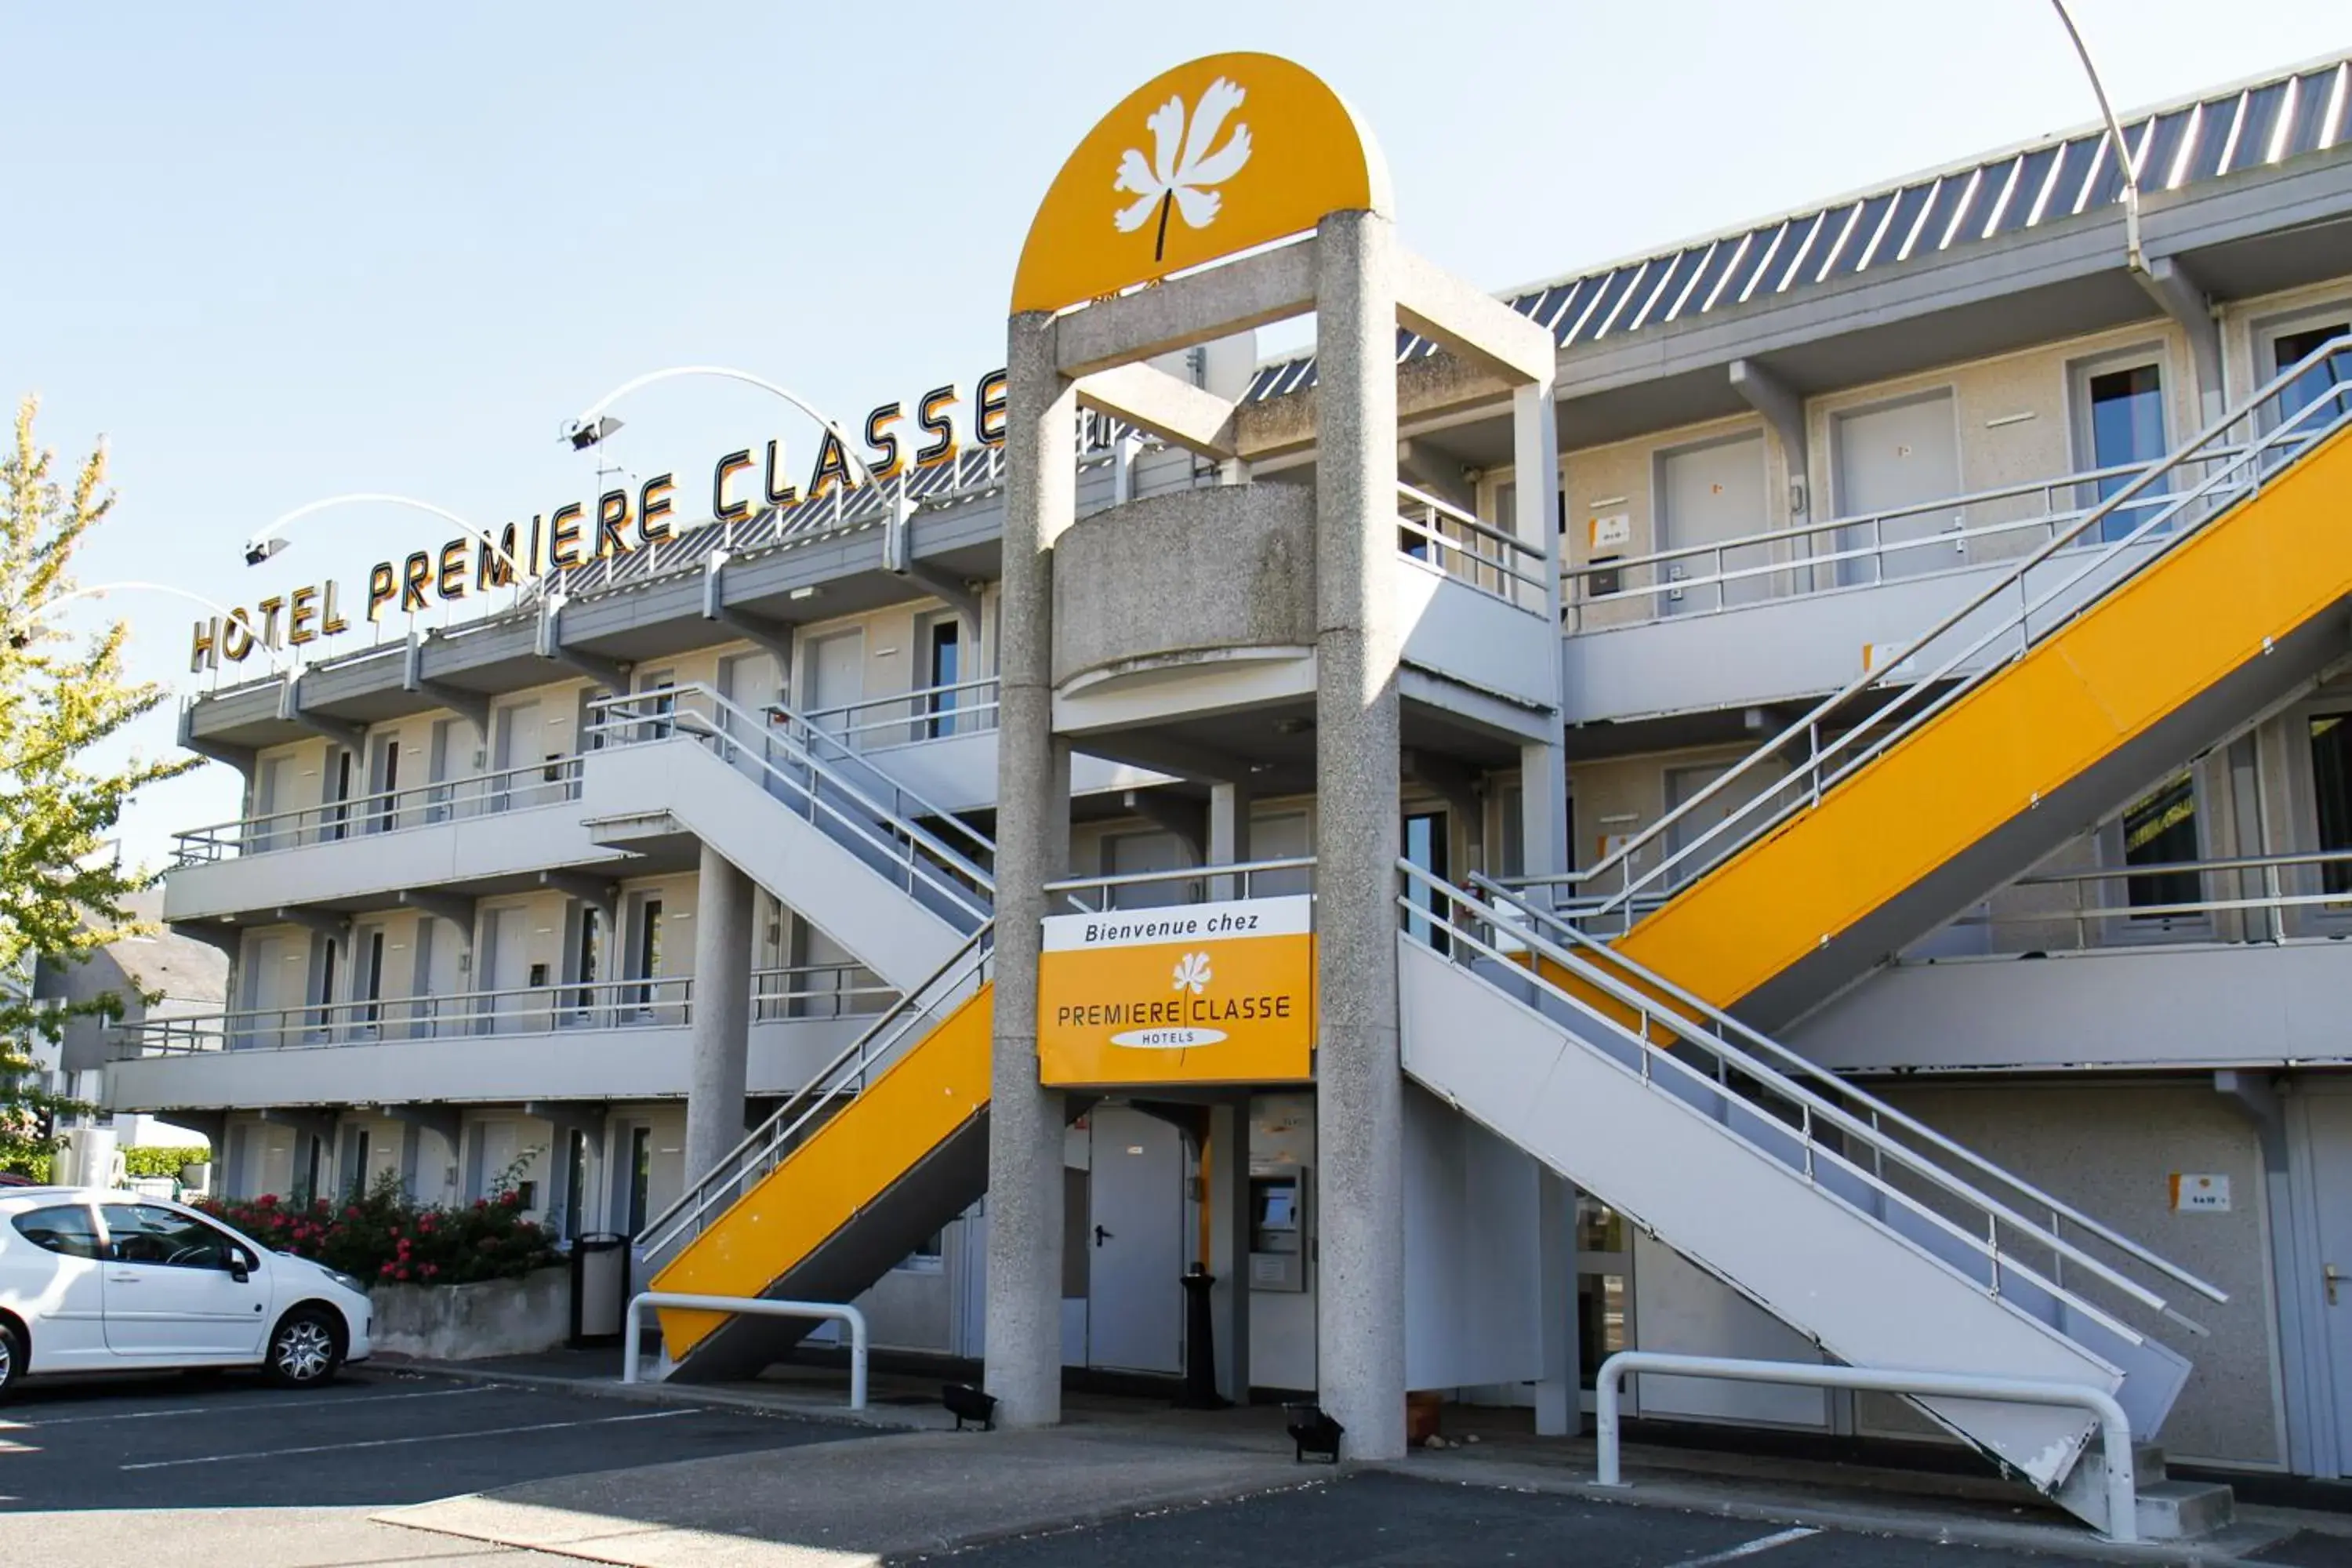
[[570, 1232, 630, 1348]]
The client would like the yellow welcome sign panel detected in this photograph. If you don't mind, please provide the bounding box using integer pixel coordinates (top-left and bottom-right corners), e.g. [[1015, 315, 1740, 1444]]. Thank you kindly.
[[1013, 52, 1392, 316], [1039, 895, 1315, 1086]]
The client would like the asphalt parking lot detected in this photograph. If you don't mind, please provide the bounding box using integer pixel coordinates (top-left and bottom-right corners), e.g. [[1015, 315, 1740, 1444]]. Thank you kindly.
[[0, 1365, 863, 1513], [919, 1471, 2132, 1568]]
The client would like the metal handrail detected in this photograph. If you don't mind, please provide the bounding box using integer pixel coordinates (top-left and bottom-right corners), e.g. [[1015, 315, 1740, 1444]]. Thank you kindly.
[[1561, 448, 2254, 624], [1414, 861, 2223, 1332], [171, 757, 585, 864], [1400, 869, 2154, 1356], [1593, 1352, 2139, 1542], [622, 1293, 868, 1409], [1467, 870, 2228, 1315], [1572, 332, 2352, 921], [799, 677, 1004, 746], [124, 964, 895, 1055], [1397, 482, 1549, 612], [587, 684, 993, 920], [637, 922, 994, 1270], [125, 973, 698, 1054]]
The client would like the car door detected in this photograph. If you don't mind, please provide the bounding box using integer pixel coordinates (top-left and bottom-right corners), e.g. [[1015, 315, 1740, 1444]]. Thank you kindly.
[[3, 1202, 113, 1369], [100, 1203, 270, 1359]]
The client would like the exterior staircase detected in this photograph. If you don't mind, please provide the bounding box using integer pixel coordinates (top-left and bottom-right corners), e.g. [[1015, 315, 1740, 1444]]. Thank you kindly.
[[1403, 865, 2233, 1538], [580, 684, 990, 992], [1573, 336, 2352, 1029]]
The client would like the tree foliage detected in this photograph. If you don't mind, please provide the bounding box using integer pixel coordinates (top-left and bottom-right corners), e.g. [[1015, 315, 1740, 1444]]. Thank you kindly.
[[0, 395, 194, 1171]]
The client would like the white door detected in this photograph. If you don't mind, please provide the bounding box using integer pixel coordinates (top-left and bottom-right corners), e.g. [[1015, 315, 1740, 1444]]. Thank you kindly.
[[1084, 1107, 1186, 1374], [242, 934, 305, 1049], [2303, 1095, 2352, 1473], [1835, 392, 1962, 582], [495, 702, 549, 808], [804, 629, 866, 750], [99, 1203, 268, 1359], [1657, 435, 1769, 614], [8, 1201, 111, 1368], [484, 907, 534, 1033], [251, 755, 293, 851]]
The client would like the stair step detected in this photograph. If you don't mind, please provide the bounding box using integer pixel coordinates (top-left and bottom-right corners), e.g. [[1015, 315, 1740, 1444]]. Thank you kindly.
[[2135, 1477, 2234, 1541]]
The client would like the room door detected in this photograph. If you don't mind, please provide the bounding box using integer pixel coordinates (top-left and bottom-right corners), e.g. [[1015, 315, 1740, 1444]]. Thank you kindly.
[[1657, 434, 1769, 614], [1084, 1106, 1186, 1374], [2301, 1094, 2352, 1474], [1835, 392, 1962, 582]]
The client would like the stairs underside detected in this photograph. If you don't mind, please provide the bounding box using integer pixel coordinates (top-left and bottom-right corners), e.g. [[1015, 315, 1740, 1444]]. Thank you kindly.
[[1617, 426, 2352, 1029], [652, 984, 994, 1377]]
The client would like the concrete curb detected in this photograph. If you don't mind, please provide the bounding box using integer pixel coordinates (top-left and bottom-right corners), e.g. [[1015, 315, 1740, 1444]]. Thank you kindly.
[[1383, 1452, 2299, 1567]]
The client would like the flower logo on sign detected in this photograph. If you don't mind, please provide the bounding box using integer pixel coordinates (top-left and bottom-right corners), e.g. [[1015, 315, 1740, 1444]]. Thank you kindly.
[[1113, 77, 1253, 263], [1171, 951, 1214, 996]]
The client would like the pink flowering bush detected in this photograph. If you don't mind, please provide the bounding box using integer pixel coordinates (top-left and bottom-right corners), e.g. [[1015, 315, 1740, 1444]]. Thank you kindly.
[[196, 1171, 557, 1287]]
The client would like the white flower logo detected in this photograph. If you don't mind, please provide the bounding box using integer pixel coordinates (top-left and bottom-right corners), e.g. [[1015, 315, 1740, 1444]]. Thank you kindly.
[[1171, 951, 1214, 995], [1114, 77, 1253, 263]]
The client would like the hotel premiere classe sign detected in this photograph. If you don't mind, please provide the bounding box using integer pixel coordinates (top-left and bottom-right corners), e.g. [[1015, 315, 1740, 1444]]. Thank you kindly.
[[1039, 895, 1315, 1087]]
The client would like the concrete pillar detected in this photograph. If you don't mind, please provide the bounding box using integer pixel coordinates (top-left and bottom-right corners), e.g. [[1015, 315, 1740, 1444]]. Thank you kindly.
[[684, 842, 753, 1183], [985, 309, 1076, 1428], [1208, 781, 1252, 898], [1311, 207, 1408, 1461], [1208, 1094, 1254, 1403], [1513, 375, 1570, 902], [1536, 1171, 1581, 1436]]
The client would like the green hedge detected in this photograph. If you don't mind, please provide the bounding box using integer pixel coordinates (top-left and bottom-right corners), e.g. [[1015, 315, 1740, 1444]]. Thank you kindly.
[[122, 1145, 210, 1179]]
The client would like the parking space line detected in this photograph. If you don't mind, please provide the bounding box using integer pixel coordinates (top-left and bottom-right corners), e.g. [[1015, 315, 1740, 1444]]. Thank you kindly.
[[1669, 1526, 1823, 1566], [118, 1406, 701, 1471], [5, 1383, 492, 1428]]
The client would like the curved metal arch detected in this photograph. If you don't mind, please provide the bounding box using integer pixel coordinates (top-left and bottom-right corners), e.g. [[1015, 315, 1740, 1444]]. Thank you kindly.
[[245, 493, 530, 579], [571, 365, 887, 492], [29, 579, 285, 670]]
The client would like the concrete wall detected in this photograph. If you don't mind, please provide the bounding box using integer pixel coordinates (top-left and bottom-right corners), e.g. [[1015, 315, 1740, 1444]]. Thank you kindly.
[[1051, 483, 1316, 688], [1866, 1080, 2282, 1470], [370, 1266, 571, 1360]]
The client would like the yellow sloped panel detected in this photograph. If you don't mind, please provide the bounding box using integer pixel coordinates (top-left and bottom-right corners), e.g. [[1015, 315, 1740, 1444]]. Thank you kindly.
[[653, 984, 994, 1358], [1619, 426, 2352, 1008]]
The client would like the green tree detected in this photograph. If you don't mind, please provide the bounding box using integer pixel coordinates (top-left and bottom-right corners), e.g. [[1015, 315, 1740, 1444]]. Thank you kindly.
[[0, 395, 193, 1173]]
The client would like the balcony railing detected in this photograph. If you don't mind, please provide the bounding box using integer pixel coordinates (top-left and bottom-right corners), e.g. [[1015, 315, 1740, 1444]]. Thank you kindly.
[[1397, 483, 1549, 615], [121, 964, 893, 1056], [1560, 449, 2255, 633], [796, 677, 1002, 753], [1918, 848, 2352, 958], [172, 757, 585, 866]]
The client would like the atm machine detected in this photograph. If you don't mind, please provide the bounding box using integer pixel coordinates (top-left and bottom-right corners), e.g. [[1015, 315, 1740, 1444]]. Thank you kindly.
[[1248, 1164, 1308, 1292]]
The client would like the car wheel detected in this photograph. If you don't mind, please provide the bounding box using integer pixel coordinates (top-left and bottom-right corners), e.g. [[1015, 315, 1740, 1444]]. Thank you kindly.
[[265, 1306, 343, 1388], [0, 1319, 24, 1403]]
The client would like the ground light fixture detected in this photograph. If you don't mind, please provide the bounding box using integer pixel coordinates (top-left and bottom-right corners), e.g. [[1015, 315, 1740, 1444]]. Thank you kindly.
[[1283, 1400, 1344, 1463]]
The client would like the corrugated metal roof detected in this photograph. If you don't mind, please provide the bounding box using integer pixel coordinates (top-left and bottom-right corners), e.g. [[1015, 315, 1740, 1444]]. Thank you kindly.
[[1245, 53, 2352, 404]]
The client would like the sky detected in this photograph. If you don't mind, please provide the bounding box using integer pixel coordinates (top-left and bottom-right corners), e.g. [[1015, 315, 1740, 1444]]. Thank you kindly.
[[2, 0, 2347, 866]]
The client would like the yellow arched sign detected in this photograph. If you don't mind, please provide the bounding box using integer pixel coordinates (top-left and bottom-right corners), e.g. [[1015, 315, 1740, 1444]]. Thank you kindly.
[[1012, 52, 1392, 316]]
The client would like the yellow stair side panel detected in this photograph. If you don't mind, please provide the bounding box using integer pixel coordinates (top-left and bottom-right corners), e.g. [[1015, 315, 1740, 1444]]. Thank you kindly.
[[653, 983, 994, 1358], [1617, 426, 2352, 1009]]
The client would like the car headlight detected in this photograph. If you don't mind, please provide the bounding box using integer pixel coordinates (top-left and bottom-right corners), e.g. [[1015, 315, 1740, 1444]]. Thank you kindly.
[[325, 1269, 369, 1296]]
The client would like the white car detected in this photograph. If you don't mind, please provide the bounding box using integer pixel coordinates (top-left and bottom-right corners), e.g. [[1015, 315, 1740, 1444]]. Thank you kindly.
[[0, 1187, 372, 1399]]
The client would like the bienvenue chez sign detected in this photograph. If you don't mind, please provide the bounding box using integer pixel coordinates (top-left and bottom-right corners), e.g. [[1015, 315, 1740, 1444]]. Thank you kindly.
[[189, 371, 1010, 671]]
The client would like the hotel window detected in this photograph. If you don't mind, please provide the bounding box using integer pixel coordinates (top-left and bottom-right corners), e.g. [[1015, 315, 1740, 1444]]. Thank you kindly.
[[2074, 358, 2168, 543], [2309, 715, 2352, 898], [2270, 320, 2350, 441], [2118, 772, 2200, 917], [922, 615, 960, 739]]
